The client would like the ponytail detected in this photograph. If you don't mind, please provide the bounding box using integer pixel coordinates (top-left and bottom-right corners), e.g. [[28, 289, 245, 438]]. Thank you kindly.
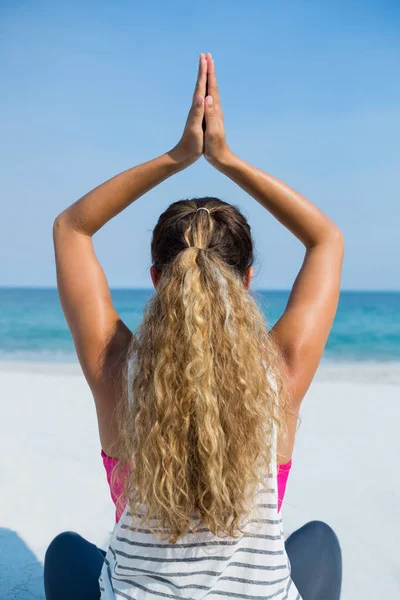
[[113, 198, 289, 542]]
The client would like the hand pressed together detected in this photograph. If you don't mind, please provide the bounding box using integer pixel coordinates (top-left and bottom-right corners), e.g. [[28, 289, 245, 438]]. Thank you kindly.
[[171, 53, 231, 167]]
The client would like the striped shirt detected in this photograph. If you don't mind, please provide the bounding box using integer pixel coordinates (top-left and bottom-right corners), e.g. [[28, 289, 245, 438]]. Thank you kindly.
[[99, 364, 302, 599]]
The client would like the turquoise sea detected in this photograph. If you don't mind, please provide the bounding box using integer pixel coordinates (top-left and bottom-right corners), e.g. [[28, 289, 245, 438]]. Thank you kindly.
[[0, 288, 399, 363]]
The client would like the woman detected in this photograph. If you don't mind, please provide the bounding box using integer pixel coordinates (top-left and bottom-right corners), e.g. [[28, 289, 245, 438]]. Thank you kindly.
[[45, 53, 343, 599]]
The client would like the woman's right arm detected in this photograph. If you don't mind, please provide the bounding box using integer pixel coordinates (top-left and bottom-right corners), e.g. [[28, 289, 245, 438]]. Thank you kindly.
[[203, 54, 344, 409], [214, 151, 344, 407]]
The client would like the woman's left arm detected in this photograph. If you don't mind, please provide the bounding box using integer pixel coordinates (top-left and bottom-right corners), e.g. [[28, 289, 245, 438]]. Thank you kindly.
[[54, 54, 208, 400], [54, 153, 186, 382]]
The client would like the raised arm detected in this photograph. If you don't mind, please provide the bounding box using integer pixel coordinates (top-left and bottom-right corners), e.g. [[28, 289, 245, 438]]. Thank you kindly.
[[214, 154, 343, 402], [53, 152, 187, 375], [203, 54, 344, 409], [53, 54, 208, 453]]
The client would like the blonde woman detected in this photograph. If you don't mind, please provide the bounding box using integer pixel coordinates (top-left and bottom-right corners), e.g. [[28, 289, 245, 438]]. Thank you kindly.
[[45, 53, 343, 599]]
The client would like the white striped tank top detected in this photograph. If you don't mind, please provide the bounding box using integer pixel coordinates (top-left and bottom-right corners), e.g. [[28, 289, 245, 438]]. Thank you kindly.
[[99, 366, 302, 600]]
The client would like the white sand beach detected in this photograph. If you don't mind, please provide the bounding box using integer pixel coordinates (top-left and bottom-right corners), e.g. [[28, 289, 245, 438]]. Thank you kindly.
[[1, 360, 399, 599]]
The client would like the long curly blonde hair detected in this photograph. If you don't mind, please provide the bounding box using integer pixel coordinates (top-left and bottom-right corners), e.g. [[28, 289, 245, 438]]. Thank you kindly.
[[112, 197, 290, 543]]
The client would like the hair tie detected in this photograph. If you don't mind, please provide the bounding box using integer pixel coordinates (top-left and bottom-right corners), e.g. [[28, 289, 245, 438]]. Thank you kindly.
[[196, 207, 210, 215]]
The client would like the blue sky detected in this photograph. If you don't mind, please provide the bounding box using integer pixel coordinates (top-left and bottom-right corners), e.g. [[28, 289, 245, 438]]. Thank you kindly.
[[1, 0, 399, 289]]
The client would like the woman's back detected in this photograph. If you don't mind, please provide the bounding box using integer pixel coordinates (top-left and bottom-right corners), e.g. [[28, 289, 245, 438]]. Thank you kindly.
[[99, 417, 301, 600]]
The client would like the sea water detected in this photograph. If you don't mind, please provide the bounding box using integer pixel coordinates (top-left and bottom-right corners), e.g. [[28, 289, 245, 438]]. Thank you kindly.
[[0, 288, 399, 363]]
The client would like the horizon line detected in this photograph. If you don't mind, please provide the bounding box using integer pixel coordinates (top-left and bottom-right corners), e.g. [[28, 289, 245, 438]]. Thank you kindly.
[[0, 285, 399, 293]]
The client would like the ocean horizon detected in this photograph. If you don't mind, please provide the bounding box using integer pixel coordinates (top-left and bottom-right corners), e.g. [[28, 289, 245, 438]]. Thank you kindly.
[[0, 287, 399, 364]]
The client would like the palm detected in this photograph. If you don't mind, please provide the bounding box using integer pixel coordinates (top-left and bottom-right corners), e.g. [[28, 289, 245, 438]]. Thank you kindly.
[[172, 53, 229, 165]]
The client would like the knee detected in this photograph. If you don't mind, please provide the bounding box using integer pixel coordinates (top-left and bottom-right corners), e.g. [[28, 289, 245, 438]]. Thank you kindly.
[[303, 520, 340, 547], [304, 520, 334, 534], [45, 531, 82, 564]]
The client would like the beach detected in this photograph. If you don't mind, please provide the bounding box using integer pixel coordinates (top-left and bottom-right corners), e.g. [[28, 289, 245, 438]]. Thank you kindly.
[[2, 0, 400, 594], [1, 359, 399, 599]]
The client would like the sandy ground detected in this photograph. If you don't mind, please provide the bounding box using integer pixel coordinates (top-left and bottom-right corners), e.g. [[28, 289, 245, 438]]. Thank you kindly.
[[1, 360, 400, 599]]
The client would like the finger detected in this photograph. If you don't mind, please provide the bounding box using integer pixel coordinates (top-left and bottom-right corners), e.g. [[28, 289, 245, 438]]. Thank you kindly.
[[204, 95, 217, 127], [193, 54, 207, 103], [206, 54, 221, 107], [187, 94, 205, 127]]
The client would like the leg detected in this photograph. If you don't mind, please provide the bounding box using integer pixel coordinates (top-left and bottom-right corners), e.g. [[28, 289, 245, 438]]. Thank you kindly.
[[44, 531, 106, 600], [285, 520, 342, 600]]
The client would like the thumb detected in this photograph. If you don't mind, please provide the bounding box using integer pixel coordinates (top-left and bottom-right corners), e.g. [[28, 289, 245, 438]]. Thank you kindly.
[[189, 95, 205, 126], [204, 95, 216, 121]]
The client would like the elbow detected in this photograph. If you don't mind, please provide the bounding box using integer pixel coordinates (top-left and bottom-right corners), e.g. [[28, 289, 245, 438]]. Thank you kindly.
[[320, 226, 345, 262], [53, 211, 76, 240], [53, 211, 91, 241], [309, 224, 344, 252], [329, 226, 345, 252], [53, 207, 93, 237], [53, 213, 62, 229], [326, 225, 344, 245], [53, 212, 67, 237]]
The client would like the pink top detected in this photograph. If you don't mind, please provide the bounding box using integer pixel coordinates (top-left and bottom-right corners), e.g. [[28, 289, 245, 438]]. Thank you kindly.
[[102, 450, 292, 523]]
